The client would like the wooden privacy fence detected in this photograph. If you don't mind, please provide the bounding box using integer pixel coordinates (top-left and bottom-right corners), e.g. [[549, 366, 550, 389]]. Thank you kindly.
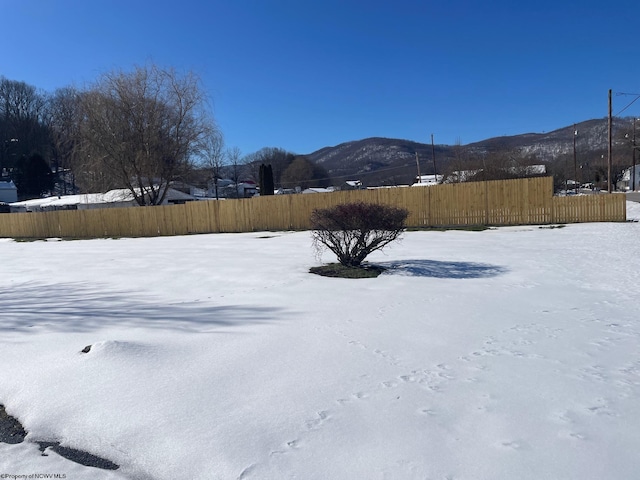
[[0, 177, 627, 239]]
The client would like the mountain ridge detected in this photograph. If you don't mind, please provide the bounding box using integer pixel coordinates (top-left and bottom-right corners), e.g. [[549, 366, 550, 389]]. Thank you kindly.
[[303, 117, 637, 187]]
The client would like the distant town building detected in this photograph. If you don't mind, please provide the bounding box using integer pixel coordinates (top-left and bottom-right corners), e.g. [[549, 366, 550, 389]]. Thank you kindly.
[[412, 175, 443, 186], [618, 166, 640, 191], [8, 186, 198, 212], [0, 180, 18, 203], [344, 180, 363, 190]]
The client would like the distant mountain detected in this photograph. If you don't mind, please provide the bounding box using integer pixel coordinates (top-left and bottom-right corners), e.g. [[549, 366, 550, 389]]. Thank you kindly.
[[305, 118, 638, 187], [306, 137, 443, 187]]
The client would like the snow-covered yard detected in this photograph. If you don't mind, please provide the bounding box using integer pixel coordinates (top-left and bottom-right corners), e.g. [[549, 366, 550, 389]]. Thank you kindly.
[[1, 203, 639, 480]]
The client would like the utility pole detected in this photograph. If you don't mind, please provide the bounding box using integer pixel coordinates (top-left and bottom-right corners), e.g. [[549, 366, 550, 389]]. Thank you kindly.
[[633, 118, 637, 191], [431, 134, 437, 182], [0, 141, 4, 180], [415, 152, 421, 183], [608, 89, 613, 193], [573, 124, 578, 193]]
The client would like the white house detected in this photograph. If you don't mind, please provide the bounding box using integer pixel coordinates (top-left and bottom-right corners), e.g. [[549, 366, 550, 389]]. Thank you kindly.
[[618, 165, 640, 191], [0, 180, 18, 203], [344, 180, 363, 190], [412, 174, 443, 186]]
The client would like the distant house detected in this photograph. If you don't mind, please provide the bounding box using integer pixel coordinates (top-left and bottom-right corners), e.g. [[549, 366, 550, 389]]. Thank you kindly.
[[344, 180, 363, 190], [207, 178, 234, 198], [274, 187, 297, 195], [412, 175, 443, 186], [10, 189, 137, 212], [618, 166, 640, 191], [302, 187, 335, 194], [0, 180, 18, 203], [221, 181, 258, 198], [170, 181, 207, 199], [9, 187, 197, 212], [239, 181, 258, 197], [165, 188, 198, 204]]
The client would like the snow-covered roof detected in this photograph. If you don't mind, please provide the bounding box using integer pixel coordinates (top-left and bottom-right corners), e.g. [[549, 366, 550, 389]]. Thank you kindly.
[[165, 189, 196, 202], [0, 180, 17, 190], [302, 187, 335, 194], [412, 175, 443, 187], [9, 187, 198, 211], [10, 189, 136, 210]]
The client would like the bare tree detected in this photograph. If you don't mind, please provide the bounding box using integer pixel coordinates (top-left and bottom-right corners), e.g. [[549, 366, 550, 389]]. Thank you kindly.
[[200, 130, 225, 199], [245, 147, 295, 186], [45, 87, 83, 193], [444, 138, 471, 183], [281, 156, 314, 189], [77, 64, 215, 205], [226, 146, 244, 198]]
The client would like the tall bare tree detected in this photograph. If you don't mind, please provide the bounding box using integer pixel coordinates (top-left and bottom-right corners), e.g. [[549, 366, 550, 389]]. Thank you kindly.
[[199, 130, 225, 199], [444, 138, 471, 183], [77, 64, 216, 205], [226, 146, 244, 198], [45, 87, 83, 193]]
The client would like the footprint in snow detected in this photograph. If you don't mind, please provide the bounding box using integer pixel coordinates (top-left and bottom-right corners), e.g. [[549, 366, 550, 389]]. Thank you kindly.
[[305, 410, 330, 430], [237, 463, 256, 479]]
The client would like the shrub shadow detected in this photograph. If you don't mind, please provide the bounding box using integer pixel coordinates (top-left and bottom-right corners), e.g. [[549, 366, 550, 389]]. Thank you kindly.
[[376, 259, 508, 279], [0, 282, 288, 333]]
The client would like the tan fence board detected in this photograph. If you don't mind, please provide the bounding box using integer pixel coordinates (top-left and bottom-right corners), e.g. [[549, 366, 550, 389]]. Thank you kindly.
[[551, 193, 626, 224], [0, 177, 627, 239]]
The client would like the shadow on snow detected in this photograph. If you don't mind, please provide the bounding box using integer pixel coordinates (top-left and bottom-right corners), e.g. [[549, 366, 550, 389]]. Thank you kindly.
[[0, 281, 288, 333], [377, 259, 508, 279]]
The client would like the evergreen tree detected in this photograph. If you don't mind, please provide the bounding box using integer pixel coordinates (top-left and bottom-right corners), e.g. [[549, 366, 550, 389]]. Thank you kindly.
[[259, 163, 275, 195], [13, 153, 53, 200]]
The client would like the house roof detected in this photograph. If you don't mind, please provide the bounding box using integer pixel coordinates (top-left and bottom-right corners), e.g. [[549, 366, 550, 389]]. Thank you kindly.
[[10, 187, 198, 210], [0, 180, 17, 190], [302, 187, 335, 194], [10, 189, 136, 209], [165, 189, 196, 202], [412, 175, 443, 187]]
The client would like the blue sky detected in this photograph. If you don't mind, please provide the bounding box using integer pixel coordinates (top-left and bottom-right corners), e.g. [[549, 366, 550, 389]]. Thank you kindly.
[[3, 0, 640, 156]]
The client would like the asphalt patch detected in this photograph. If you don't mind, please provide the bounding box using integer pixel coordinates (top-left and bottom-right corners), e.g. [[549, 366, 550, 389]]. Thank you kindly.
[[0, 404, 119, 470]]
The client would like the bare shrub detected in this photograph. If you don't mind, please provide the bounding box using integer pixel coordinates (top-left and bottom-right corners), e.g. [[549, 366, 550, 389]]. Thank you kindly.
[[310, 202, 409, 267]]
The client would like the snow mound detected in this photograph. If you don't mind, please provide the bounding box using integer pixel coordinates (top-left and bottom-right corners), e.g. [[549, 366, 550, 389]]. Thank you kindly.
[[81, 340, 157, 357]]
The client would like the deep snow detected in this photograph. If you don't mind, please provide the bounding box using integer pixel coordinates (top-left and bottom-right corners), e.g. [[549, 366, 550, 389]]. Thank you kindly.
[[0, 203, 639, 479]]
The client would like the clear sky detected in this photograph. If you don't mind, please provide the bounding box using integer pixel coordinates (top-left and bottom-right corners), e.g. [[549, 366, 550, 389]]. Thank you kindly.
[[2, 0, 640, 156]]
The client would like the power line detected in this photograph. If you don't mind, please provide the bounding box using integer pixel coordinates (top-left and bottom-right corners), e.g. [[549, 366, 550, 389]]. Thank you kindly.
[[614, 92, 640, 116]]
